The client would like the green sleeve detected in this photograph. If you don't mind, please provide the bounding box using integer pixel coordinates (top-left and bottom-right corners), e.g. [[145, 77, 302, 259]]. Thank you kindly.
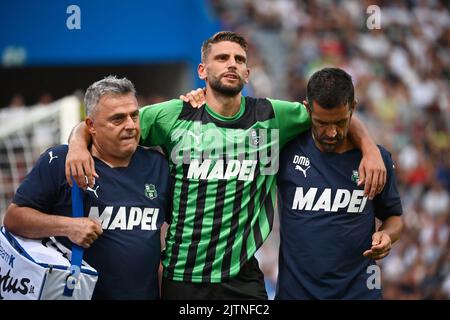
[[139, 99, 183, 149], [268, 98, 311, 147]]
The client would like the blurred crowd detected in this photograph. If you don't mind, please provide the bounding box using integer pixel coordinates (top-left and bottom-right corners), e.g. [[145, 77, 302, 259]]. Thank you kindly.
[[211, 0, 450, 299]]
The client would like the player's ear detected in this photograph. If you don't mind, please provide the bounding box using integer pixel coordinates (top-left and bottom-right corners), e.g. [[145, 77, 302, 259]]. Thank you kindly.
[[198, 63, 206, 80], [85, 117, 95, 134], [243, 67, 250, 84]]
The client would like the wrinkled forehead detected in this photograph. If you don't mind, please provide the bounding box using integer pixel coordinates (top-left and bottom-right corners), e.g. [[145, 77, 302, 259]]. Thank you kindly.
[[96, 93, 138, 114]]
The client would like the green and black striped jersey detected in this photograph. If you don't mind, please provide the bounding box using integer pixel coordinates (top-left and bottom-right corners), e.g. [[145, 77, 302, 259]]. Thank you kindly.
[[139, 96, 310, 283]]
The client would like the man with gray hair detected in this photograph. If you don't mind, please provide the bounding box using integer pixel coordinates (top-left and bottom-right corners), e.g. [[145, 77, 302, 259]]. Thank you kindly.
[[3, 76, 170, 299]]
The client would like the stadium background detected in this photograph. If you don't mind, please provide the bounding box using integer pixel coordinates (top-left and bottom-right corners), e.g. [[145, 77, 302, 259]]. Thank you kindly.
[[0, 0, 449, 300]]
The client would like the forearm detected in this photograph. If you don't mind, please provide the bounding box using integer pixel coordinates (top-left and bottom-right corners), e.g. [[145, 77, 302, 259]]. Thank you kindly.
[[349, 116, 377, 154], [4, 203, 72, 239], [378, 215, 403, 244], [68, 121, 91, 147]]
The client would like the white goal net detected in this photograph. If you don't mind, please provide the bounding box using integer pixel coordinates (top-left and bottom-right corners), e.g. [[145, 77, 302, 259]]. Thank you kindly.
[[0, 96, 81, 221]]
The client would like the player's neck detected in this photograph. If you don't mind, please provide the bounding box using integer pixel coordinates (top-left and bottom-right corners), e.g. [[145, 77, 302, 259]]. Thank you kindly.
[[205, 89, 242, 117], [335, 139, 355, 153], [91, 144, 132, 168]]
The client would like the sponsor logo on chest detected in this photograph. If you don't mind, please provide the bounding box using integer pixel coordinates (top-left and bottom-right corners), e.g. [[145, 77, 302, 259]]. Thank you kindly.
[[88, 207, 160, 230], [291, 187, 368, 213], [187, 159, 257, 181], [292, 155, 311, 177]]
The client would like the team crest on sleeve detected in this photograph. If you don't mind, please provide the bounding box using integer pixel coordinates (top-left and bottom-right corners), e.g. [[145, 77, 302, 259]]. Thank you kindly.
[[145, 184, 157, 199], [293, 155, 311, 178]]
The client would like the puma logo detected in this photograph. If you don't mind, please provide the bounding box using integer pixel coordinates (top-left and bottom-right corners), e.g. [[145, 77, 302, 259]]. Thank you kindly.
[[86, 185, 100, 198], [295, 165, 310, 178], [48, 151, 58, 164]]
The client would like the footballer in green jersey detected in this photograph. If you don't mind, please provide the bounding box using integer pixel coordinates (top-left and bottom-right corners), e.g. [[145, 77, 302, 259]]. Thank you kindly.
[[140, 96, 309, 284]]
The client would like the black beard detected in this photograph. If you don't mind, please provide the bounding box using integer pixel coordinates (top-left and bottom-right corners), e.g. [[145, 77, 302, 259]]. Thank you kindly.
[[317, 135, 345, 152], [312, 129, 346, 152], [209, 76, 244, 97]]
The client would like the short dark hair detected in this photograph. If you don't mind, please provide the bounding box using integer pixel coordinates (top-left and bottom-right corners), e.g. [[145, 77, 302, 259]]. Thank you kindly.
[[306, 68, 354, 109], [201, 31, 248, 62]]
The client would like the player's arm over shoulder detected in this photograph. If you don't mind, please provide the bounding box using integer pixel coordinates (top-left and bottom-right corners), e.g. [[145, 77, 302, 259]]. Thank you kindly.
[[377, 145, 396, 172], [267, 98, 311, 146], [139, 99, 184, 147]]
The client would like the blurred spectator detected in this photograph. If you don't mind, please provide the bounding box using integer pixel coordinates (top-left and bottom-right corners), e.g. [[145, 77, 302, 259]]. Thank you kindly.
[[38, 92, 54, 105], [422, 180, 450, 218], [0, 94, 27, 138], [147, 94, 168, 104], [8, 94, 26, 108]]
